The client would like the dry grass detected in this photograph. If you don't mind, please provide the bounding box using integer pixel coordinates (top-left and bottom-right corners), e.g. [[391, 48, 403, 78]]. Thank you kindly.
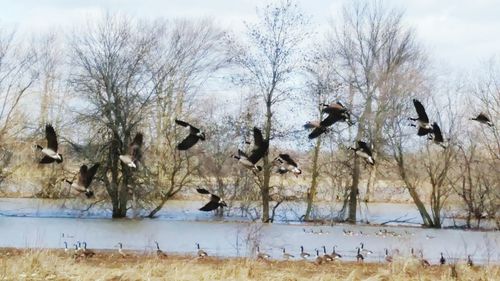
[[0, 248, 498, 281]]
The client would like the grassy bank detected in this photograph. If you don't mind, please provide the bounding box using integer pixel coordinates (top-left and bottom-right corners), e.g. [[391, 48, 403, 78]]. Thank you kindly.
[[0, 248, 498, 280]]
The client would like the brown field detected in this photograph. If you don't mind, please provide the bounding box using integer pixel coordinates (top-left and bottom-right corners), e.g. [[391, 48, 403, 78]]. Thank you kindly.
[[0, 248, 498, 281]]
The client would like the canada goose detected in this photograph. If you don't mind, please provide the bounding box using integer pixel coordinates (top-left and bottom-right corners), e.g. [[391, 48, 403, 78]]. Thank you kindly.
[[314, 249, 324, 265], [175, 119, 206, 150], [419, 251, 431, 267], [425, 234, 435, 239], [272, 154, 302, 176], [384, 248, 393, 263], [355, 247, 364, 262], [409, 99, 433, 136], [467, 255, 474, 267], [320, 101, 354, 125], [440, 252, 446, 265], [117, 242, 127, 258], [282, 248, 294, 260], [154, 241, 167, 258], [119, 133, 143, 168], [300, 246, 310, 259], [196, 243, 208, 258], [430, 122, 447, 148], [34, 124, 63, 164], [321, 246, 333, 262], [343, 229, 354, 236], [233, 127, 268, 171], [66, 163, 100, 198], [81, 242, 95, 258], [471, 113, 493, 126], [256, 246, 270, 260], [331, 246, 342, 259], [72, 244, 79, 259], [359, 243, 373, 255], [63, 241, 69, 254], [304, 121, 328, 139], [349, 141, 375, 165], [196, 188, 227, 211]]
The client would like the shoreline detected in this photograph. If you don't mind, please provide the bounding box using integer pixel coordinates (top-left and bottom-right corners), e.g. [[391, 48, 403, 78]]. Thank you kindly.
[[1, 248, 498, 281]]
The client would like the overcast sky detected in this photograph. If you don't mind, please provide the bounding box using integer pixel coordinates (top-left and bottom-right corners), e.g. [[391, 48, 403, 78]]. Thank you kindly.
[[2, 0, 499, 72]]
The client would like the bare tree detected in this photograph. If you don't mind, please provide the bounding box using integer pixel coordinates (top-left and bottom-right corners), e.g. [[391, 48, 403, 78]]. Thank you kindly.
[[69, 14, 161, 218], [142, 19, 227, 217], [226, 0, 309, 222], [328, 0, 425, 222], [0, 25, 38, 187]]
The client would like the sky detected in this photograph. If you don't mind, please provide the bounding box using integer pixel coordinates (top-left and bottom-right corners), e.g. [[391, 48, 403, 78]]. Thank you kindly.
[[1, 0, 499, 72]]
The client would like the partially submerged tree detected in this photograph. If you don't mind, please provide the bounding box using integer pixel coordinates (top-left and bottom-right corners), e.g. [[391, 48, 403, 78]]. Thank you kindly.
[[227, 0, 309, 222], [69, 14, 161, 217], [328, 0, 426, 222]]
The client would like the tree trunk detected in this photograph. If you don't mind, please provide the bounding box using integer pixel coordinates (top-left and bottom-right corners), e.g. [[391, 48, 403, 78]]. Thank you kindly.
[[365, 151, 377, 202], [304, 136, 321, 221], [261, 100, 272, 223], [348, 156, 360, 223]]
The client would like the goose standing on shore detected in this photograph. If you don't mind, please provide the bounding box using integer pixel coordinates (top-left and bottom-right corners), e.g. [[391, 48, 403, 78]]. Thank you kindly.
[[282, 248, 294, 260], [256, 246, 270, 260], [440, 252, 446, 265], [196, 243, 208, 258], [175, 119, 206, 150], [321, 246, 333, 262], [119, 133, 143, 168], [35, 124, 63, 164], [355, 247, 364, 262], [300, 246, 310, 260], [154, 241, 167, 258], [66, 163, 100, 198], [117, 242, 127, 258], [331, 246, 342, 259]]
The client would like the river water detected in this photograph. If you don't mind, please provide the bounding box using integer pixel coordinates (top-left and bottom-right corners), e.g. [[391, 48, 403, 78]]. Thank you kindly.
[[0, 198, 498, 265]]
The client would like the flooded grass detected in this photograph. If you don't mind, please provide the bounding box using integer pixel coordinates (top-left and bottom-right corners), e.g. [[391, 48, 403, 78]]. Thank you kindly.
[[0, 248, 498, 281]]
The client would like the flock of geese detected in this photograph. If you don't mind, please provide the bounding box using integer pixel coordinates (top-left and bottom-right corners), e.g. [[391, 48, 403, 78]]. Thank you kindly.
[[33, 99, 494, 212], [62, 239, 475, 267]]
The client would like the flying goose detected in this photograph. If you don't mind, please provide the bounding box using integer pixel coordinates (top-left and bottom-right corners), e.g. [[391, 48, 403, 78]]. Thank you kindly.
[[272, 154, 302, 176], [384, 248, 393, 263], [440, 252, 446, 265], [320, 101, 354, 125], [196, 243, 208, 258], [154, 241, 168, 258], [233, 127, 268, 171], [119, 133, 143, 168], [430, 122, 447, 148], [282, 248, 294, 260], [409, 99, 433, 136], [175, 119, 206, 150], [349, 141, 375, 165], [196, 188, 227, 212], [471, 113, 493, 126], [331, 246, 342, 259], [35, 124, 63, 164], [256, 246, 270, 260], [321, 246, 333, 262], [66, 163, 100, 198], [304, 121, 328, 139], [300, 246, 310, 260]]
